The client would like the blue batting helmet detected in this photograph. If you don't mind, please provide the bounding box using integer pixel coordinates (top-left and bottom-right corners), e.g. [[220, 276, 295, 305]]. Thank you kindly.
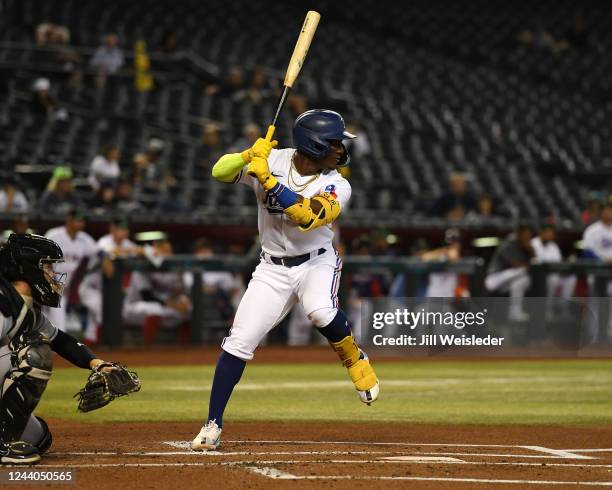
[[292, 109, 356, 166]]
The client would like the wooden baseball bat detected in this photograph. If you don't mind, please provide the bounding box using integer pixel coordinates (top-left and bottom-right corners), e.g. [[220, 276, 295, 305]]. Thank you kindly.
[[265, 10, 321, 142]]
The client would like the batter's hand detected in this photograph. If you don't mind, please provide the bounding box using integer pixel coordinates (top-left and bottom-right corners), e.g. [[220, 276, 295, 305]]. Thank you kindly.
[[241, 138, 278, 163], [247, 156, 278, 191]]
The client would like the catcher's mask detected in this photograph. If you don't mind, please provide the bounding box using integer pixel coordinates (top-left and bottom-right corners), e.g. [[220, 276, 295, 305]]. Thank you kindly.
[[293, 109, 356, 167], [0, 233, 66, 307]]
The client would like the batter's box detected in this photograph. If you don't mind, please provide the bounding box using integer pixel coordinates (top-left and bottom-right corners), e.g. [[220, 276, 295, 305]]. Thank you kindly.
[[163, 440, 596, 460]]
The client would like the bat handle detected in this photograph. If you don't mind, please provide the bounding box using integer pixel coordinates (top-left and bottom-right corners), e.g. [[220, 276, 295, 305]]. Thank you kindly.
[[265, 124, 276, 142]]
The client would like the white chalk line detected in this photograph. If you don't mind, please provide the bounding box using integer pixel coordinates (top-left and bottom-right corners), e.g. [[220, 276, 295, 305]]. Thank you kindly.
[[19, 459, 612, 470], [167, 376, 609, 392], [563, 449, 612, 453], [50, 450, 393, 457], [245, 466, 612, 486], [163, 440, 595, 459]]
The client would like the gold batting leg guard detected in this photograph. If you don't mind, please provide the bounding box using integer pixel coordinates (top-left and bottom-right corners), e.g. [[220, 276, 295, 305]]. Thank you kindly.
[[330, 336, 380, 405]]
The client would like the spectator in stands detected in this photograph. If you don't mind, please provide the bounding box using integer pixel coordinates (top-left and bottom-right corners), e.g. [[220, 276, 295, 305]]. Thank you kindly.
[[39, 166, 82, 214], [8, 215, 33, 235], [131, 137, 166, 192], [431, 171, 478, 220], [581, 196, 601, 227], [155, 30, 185, 77], [47, 25, 82, 88], [516, 20, 557, 51], [157, 29, 178, 55], [123, 235, 191, 343], [1, 216, 34, 245], [113, 178, 143, 214], [471, 193, 506, 220], [30, 78, 68, 120], [286, 91, 308, 118], [244, 67, 273, 105], [531, 223, 576, 302], [88, 181, 115, 215], [158, 183, 188, 213], [0, 176, 29, 212], [35, 23, 56, 45], [88, 144, 121, 190], [196, 123, 224, 174], [229, 123, 259, 153], [90, 33, 124, 88], [206, 66, 245, 99], [485, 225, 535, 322]]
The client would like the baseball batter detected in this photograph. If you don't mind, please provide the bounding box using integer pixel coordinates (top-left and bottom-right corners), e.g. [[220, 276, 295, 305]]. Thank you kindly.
[[192, 109, 380, 451]]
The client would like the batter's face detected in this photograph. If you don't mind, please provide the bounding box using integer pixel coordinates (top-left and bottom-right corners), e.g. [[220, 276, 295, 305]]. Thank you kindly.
[[318, 140, 345, 171]]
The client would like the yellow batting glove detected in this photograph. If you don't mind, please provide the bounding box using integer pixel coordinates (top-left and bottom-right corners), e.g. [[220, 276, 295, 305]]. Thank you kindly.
[[241, 138, 278, 163], [247, 156, 278, 191]]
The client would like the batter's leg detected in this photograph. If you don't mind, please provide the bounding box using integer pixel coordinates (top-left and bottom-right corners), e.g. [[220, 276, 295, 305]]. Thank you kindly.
[[192, 262, 296, 451], [296, 251, 379, 405]]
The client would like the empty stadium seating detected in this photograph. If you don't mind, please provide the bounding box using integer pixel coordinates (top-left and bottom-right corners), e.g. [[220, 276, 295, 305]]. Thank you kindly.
[[0, 0, 610, 225]]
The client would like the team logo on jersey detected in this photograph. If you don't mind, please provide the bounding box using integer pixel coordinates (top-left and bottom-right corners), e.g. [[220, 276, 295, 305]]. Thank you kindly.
[[323, 184, 337, 198]]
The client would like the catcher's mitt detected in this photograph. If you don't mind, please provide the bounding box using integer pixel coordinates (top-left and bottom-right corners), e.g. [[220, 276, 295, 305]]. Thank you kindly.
[[74, 362, 141, 412]]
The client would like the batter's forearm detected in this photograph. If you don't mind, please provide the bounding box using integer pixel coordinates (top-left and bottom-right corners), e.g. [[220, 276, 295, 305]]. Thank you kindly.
[[211, 153, 248, 183]]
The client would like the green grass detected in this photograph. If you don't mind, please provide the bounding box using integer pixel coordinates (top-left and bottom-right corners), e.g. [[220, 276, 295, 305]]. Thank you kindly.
[[39, 360, 612, 426]]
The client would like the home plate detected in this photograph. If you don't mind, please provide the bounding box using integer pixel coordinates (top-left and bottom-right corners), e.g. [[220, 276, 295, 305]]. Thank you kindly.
[[380, 456, 464, 463]]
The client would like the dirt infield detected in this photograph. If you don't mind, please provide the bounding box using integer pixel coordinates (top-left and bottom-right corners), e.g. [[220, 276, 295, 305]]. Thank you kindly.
[[40, 347, 612, 488], [7, 420, 612, 489]]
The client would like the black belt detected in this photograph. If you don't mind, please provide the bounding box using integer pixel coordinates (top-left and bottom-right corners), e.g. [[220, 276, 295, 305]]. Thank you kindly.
[[267, 248, 326, 267]]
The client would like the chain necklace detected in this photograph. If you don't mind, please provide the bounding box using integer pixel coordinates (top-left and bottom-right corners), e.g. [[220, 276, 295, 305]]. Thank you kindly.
[[288, 152, 320, 192]]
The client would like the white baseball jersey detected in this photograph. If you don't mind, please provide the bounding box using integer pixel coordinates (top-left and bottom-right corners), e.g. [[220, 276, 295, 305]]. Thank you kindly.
[[531, 237, 563, 263], [80, 234, 137, 292], [426, 273, 458, 298], [44, 226, 97, 331], [44, 226, 98, 279], [583, 221, 612, 261], [236, 148, 351, 256]]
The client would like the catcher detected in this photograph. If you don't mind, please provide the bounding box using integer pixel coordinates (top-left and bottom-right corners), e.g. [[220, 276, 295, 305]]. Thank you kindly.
[[0, 233, 141, 464]]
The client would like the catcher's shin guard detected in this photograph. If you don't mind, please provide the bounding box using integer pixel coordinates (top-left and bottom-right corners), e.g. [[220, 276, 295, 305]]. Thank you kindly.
[[33, 416, 52, 455], [329, 335, 379, 405], [0, 335, 53, 441]]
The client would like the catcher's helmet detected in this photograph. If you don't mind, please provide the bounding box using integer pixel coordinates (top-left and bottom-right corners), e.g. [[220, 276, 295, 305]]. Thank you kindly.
[[0, 234, 65, 307], [293, 109, 356, 166]]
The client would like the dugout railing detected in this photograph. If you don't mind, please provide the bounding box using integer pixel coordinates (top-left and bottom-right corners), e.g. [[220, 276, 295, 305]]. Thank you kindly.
[[100, 256, 612, 347]]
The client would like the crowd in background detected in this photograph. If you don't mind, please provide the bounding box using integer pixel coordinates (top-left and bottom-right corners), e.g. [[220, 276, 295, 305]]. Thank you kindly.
[[1, 19, 611, 347]]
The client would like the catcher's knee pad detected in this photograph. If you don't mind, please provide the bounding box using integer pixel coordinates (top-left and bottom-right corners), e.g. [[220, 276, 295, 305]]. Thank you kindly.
[[309, 307, 338, 329], [1, 335, 53, 441]]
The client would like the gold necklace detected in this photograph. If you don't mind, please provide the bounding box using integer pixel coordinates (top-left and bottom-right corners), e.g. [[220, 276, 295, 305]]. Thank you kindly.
[[289, 152, 319, 192]]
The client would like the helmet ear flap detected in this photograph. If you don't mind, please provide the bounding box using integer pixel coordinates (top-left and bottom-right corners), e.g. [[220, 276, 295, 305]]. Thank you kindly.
[[337, 143, 351, 167]]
